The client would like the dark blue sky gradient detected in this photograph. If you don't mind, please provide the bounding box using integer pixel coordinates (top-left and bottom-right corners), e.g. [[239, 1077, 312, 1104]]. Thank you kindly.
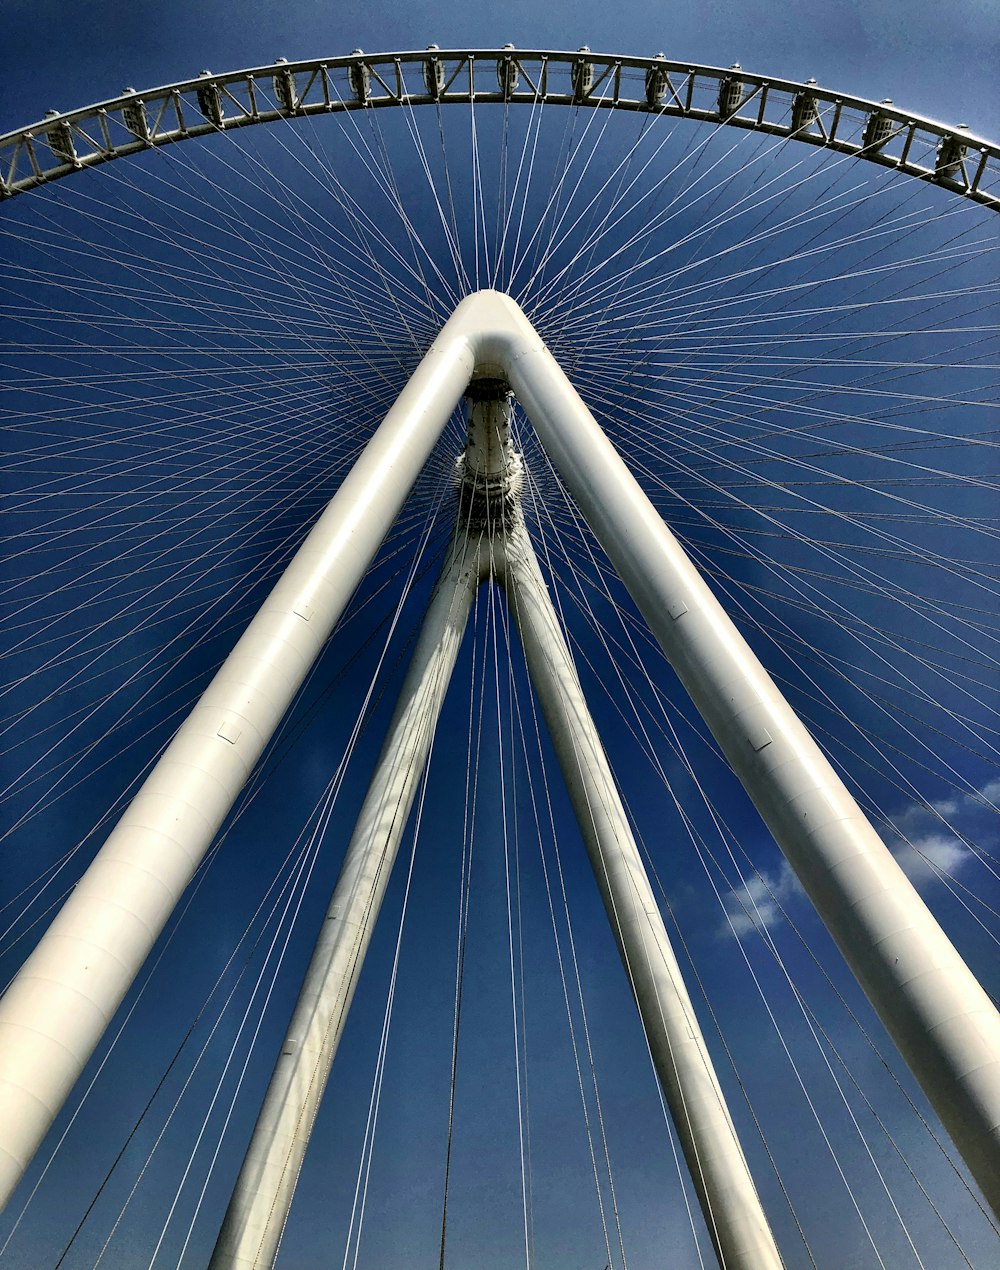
[[4, 0, 999, 130], [1, 4, 999, 1269]]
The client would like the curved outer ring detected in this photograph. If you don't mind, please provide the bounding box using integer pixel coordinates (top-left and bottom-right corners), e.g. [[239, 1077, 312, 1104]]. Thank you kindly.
[[1, 47, 997, 208]]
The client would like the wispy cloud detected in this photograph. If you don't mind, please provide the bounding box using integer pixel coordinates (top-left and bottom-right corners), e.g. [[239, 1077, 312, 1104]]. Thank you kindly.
[[883, 780, 998, 884], [719, 779, 999, 938], [721, 857, 801, 938]]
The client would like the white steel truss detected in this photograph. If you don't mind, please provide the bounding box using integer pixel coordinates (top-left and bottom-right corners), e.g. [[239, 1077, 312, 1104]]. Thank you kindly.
[[0, 293, 998, 1265], [2, 51, 997, 209]]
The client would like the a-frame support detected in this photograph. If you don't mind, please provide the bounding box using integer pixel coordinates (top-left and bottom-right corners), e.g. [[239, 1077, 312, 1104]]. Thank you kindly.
[[1, 293, 998, 1241], [211, 396, 782, 1270]]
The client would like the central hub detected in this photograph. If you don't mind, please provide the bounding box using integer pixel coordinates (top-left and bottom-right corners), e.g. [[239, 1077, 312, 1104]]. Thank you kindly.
[[456, 375, 523, 533]]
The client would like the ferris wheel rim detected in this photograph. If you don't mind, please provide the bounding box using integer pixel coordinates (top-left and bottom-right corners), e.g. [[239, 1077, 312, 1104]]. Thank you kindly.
[[1, 36, 999, 1269], [1, 46, 997, 209]]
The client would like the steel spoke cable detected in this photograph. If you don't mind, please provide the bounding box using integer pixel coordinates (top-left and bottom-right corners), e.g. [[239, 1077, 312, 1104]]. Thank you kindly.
[[596, 392, 1000, 661], [89, 114, 438, 332], [0, 395, 368, 627], [547, 519, 1000, 938], [547, 227, 989, 359], [340, 760, 430, 1270], [0, 504, 433, 822], [469, 90, 488, 289], [614, 452, 1000, 740], [1, 815, 310, 1262], [528, 439, 996, 924], [498, 558, 639, 1268], [394, 97, 472, 295], [0, 399, 367, 713], [548, 528, 1000, 914], [0, 132, 437, 436], [0, 465, 442, 832], [611, 436, 1000, 769], [0, 490, 447, 839], [0, 493, 441, 739], [542, 494, 1000, 937], [0, 360, 391, 567], [321, 82, 463, 312], [490, 100, 511, 289], [485, 577, 533, 1269], [174, 87, 437, 358], [537, 126, 970, 332], [544, 191, 987, 349], [591, 419, 1000, 706], [2, 67, 997, 1267], [5, 493, 450, 1246], [78, 463, 449, 1266], [503, 76, 553, 295], [0, 452, 457, 838], [518, 76, 640, 300], [151, 486, 456, 1263], [0, 392, 361, 605], [0, 352, 360, 493], [510, 91, 590, 294], [559, 209, 995, 424], [436, 579, 486, 1270], [75, 813, 328, 1269], [615, 415, 1000, 611]]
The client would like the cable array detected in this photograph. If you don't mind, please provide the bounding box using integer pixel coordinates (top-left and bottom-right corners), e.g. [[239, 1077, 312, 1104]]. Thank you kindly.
[[0, 70, 997, 1269]]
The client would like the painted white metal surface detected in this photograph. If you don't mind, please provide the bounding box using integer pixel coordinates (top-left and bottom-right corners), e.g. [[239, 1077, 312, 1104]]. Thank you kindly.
[[210, 530, 490, 1270], [211, 391, 515, 1269], [502, 521, 784, 1270]]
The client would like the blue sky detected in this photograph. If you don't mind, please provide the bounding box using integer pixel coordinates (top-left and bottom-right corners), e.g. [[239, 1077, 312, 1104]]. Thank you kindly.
[[5, 0, 999, 129], [1, 3, 999, 1269]]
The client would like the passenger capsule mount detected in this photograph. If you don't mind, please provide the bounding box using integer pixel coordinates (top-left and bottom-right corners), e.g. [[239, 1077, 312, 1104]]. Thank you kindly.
[[645, 53, 670, 110], [347, 48, 371, 104], [423, 44, 446, 100]]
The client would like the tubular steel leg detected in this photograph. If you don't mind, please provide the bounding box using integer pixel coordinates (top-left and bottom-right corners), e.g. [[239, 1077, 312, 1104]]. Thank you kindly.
[[0, 320, 476, 1208], [501, 523, 784, 1270], [4, 289, 996, 1221], [209, 531, 491, 1270]]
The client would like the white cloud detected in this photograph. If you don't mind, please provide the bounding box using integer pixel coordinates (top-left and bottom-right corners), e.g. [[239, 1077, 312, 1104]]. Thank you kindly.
[[892, 831, 968, 882], [718, 778, 998, 939], [720, 857, 801, 938], [884, 780, 998, 884], [980, 777, 1000, 804]]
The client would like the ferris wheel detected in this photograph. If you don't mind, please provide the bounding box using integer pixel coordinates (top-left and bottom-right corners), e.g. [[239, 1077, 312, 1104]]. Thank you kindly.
[[0, 46, 998, 1270]]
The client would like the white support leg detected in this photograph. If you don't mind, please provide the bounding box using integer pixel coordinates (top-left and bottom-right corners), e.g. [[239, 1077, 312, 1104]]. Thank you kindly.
[[502, 524, 784, 1270], [498, 296, 1000, 1214], [0, 331, 476, 1207], [4, 289, 996, 1224], [209, 530, 491, 1270]]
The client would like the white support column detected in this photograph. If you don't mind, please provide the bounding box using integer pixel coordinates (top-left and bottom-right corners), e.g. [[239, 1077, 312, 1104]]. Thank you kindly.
[[498, 298, 1000, 1215], [502, 524, 784, 1270], [0, 326, 477, 1208], [210, 531, 490, 1270], [4, 288, 997, 1224]]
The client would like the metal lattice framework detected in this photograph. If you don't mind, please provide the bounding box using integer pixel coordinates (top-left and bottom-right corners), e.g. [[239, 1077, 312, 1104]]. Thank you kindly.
[[2, 47, 998, 207]]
